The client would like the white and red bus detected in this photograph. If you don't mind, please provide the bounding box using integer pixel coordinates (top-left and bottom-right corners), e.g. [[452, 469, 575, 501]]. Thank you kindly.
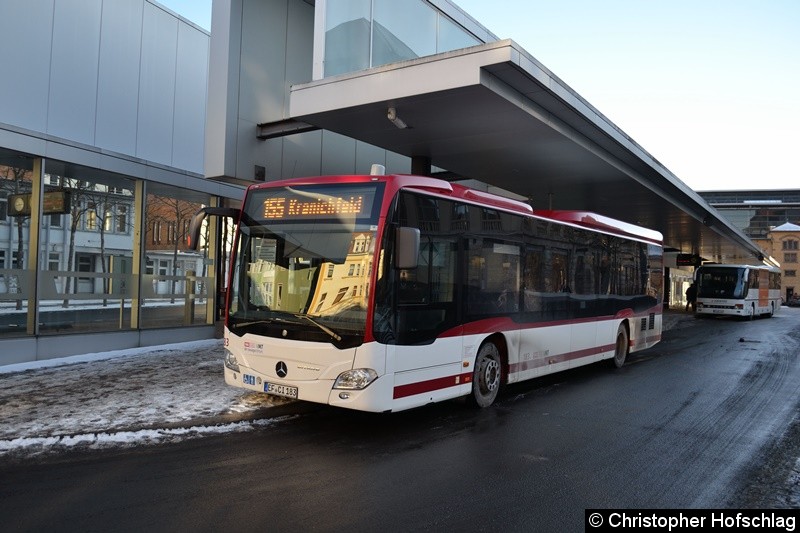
[[694, 264, 781, 319], [190, 171, 663, 412]]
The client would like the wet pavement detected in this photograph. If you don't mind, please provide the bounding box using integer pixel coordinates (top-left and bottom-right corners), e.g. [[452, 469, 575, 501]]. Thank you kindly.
[[0, 308, 797, 510]]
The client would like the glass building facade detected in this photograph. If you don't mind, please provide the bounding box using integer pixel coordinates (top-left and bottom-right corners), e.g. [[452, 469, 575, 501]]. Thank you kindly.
[[0, 153, 222, 344], [699, 190, 800, 239], [323, 0, 481, 77], [0, 0, 243, 364]]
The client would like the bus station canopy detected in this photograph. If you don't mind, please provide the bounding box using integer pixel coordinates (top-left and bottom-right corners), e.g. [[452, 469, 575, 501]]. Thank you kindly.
[[287, 40, 767, 265]]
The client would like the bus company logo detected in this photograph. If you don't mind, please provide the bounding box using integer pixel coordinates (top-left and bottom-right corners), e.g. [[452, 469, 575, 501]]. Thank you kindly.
[[276, 361, 288, 378], [243, 341, 264, 353]]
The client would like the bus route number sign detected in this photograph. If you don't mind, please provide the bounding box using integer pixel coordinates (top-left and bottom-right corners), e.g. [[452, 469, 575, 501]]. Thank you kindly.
[[263, 195, 365, 220]]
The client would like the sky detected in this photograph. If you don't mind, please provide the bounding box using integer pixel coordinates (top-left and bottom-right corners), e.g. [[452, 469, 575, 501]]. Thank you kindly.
[[158, 0, 799, 192]]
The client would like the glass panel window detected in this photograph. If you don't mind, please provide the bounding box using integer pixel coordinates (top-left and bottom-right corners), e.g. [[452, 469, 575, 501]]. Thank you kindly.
[[437, 13, 479, 53], [85, 203, 97, 231], [324, 0, 371, 77], [48, 253, 60, 271], [373, 0, 436, 67], [0, 160, 33, 335], [116, 206, 126, 232], [467, 239, 520, 314], [785, 252, 797, 263], [142, 185, 212, 328], [36, 165, 136, 335]]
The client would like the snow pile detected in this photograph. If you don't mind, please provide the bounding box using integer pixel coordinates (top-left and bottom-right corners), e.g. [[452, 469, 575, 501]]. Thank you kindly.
[[0, 340, 291, 458]]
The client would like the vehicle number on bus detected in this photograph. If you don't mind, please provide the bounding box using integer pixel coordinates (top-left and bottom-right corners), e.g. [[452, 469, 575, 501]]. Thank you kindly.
[[266, 382, 298, 399]]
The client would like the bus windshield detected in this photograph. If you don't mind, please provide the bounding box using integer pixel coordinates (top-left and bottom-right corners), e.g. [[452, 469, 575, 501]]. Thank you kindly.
[[227, 182, 383, 346], [696, 267, 747, 299]]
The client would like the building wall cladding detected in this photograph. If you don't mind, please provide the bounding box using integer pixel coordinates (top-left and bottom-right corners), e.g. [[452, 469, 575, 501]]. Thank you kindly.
[[0, 0, 208, 176]]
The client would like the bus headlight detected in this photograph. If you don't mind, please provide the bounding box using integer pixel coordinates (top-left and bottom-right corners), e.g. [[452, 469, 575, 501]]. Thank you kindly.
[[334, 368, 378, 390], [224, 350, 240, 372]]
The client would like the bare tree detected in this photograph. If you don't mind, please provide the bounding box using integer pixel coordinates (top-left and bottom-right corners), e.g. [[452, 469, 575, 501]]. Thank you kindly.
[[85, 187, 116, 306], [62, 179, 93, 307], [146, 194, 202, 303]]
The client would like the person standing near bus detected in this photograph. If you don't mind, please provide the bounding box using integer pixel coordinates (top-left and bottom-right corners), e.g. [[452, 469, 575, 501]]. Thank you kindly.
[[685, 282, 697, 312]]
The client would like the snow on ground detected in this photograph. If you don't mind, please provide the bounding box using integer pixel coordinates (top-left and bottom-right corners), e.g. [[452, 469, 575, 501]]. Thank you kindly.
[[0, 340, 292, 459]]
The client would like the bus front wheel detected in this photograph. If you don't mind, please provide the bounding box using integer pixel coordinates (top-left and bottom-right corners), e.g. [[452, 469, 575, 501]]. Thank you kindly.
[[612, 323, 629, 368], [470, 342, 502, 408]]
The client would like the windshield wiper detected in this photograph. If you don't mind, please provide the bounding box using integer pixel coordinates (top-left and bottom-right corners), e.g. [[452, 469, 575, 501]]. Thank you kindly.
[[231, 316, 302, 329], [295, 314, 342, 342], [232, 315, 342, 343]]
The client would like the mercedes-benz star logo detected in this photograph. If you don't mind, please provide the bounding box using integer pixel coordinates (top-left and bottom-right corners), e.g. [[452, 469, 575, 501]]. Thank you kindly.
[[275, 361, 288, 378]]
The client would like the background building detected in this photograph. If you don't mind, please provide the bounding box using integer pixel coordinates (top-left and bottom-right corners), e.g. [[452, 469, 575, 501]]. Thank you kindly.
[[0, 0, 241, 364], [753, 222, 800, 303], [699, 189, 800, 239], [699, 190, 800, 302]]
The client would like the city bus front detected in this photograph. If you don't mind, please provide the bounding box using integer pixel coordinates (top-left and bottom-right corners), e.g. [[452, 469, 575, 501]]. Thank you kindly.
[[222, 178, 393, 411]]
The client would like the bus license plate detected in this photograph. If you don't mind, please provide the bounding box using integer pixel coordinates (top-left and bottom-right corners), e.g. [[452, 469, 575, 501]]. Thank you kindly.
[[266, 382, 298, 399]]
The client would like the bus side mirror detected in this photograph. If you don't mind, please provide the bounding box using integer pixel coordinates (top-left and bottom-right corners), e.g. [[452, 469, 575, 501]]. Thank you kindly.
[[395, 227, 420, 269], [186, 207, 241, 250]]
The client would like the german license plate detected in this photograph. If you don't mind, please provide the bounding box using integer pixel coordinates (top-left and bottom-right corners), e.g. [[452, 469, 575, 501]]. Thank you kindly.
[[266, 382, 298, 399]]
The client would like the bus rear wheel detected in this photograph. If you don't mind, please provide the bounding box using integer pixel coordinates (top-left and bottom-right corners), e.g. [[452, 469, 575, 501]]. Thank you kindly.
[[470, 342, 502, 408], [612, 323, 629, 368]]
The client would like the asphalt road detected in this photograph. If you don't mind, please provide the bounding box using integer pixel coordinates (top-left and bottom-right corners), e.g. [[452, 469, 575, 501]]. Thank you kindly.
[[2, 310, 799, 532]]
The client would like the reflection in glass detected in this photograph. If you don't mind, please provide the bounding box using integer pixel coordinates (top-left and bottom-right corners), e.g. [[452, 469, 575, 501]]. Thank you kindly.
[[0, 160, 33, 336], [141, 185, 212, 329], [324, 0, 371, 77], [36, 169, 136, 335], [373, 0, 436, 67], [437, 13, 480, 53], [228, 183, 382, 347], [323, 0, 482, 78]]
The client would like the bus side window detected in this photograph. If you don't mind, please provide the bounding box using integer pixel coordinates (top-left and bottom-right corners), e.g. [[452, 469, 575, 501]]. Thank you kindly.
[[467, 238, 520, 315]]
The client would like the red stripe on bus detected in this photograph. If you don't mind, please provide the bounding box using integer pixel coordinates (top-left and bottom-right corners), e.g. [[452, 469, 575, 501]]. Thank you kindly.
[[393, 331, 662, 400], [393, 372, 473, 399]]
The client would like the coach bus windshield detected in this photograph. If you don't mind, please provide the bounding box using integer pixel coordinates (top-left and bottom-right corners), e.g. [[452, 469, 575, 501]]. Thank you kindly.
[[227, 183, 384, 347], [696, 267, 747, 299]]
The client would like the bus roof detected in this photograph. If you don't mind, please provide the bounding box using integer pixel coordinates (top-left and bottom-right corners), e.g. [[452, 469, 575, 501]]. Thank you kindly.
[[533, 210, 662, 245], [248, 173, 662, 245]]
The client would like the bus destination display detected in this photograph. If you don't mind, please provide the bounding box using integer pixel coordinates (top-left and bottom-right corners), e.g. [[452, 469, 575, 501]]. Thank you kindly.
[[264, 195, 364, 219], [253, 185, 379, 221]]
